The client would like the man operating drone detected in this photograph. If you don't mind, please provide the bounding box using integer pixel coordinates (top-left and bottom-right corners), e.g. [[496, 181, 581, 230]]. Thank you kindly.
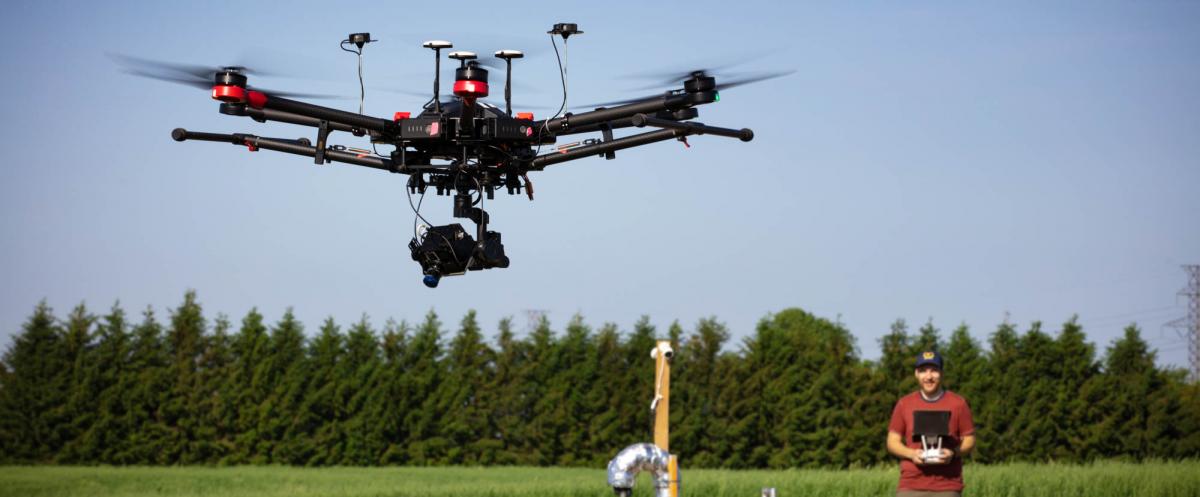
[[120, 23, 789, 287], [887, 351, 977, 497]]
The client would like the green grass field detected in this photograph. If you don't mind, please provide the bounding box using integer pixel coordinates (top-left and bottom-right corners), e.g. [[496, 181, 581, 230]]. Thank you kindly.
[[1, 461, 1197, 497]]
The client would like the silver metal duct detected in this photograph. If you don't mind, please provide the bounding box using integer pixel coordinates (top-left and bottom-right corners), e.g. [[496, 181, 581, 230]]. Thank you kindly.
[[606, 443, 672, 497]]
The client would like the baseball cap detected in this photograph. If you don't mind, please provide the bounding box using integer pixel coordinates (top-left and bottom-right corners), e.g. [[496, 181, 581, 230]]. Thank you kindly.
[[915, 350, 943, 370]]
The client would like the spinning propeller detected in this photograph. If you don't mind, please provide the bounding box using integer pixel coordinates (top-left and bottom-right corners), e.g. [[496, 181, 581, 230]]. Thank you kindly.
[[583, 57, 795, 108], [108, 53, 345, 100]]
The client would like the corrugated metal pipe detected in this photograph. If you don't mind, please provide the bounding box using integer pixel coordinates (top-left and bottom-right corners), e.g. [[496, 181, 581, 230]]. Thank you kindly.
[[607, 443, 672, 497]]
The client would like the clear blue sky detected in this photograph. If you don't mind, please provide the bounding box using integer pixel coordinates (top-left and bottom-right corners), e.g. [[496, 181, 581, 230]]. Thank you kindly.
[[1, 1, 1197, 369]]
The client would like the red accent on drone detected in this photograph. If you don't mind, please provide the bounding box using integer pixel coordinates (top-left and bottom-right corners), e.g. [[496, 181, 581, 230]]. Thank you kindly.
[[243, 139, 258, 152], [453, 80, 489, 98], [247, 91, 268, 109], [393, 112, 411, 122], [211, 85, 246, 103], [516, 112, 533, 120]]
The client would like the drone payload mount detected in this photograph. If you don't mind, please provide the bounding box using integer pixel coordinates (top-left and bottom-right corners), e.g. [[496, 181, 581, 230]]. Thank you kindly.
[[161, 23, 771, 287]]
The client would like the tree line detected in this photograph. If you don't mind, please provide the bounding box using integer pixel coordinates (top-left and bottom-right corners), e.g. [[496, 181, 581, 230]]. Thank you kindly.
[[1, 291, 1197, 467]]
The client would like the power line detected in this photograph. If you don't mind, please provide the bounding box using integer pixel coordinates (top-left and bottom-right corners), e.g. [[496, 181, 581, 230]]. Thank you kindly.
[[1166, 265, 1199, 382], [1079, 306, 1182, 328]]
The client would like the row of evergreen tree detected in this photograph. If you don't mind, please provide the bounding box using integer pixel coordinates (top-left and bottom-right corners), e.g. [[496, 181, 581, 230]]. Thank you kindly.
[[1, 291, 1198, 467]]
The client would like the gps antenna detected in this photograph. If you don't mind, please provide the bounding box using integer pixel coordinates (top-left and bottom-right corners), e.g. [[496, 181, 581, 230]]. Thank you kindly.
[[346, 32, 374, 49], [494, 50, 524, 116], [422, 40, 453, 112], [448, 51, 478, 67], [548, 23, 583, 40]]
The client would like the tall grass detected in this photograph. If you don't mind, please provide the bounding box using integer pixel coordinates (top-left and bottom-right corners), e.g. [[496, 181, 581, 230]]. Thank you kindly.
[[1, 461, 1197, 497]]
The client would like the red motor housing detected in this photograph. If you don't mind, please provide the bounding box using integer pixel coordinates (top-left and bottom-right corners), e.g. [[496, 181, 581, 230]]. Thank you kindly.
[[453, 63, 489, 99], [453, 80, 489, 98], [212, 85, 246, 103], [211, 70, 249, 103]]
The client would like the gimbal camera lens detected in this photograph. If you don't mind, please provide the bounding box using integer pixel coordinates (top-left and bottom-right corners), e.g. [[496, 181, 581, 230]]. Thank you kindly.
[[423, 273, 441, 288]]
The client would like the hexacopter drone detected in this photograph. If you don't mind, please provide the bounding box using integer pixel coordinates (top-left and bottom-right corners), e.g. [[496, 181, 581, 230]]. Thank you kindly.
[[118, 23, 790, 287]]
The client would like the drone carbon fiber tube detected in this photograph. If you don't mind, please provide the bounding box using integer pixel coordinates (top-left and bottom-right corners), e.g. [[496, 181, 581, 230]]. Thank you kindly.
[[171, 128, 394, 171], [537, 91, 715, 135], [172, 129, 246, 144], [242, 107, 364, 135], [530, 127, 684, 169], [257, 95, 394, 134], [632, 114, 753, 142], [552, 116, 640, 136], [249, 137, 394, 171]]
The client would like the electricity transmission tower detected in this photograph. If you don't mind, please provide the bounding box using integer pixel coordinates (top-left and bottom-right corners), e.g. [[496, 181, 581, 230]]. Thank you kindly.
[[523, 309, 548, 334], [1167, 265, 1200, 382]]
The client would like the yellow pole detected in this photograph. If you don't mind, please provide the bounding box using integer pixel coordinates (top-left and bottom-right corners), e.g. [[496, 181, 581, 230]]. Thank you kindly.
[[653, 340, 679, 497], [653, 340, 671, 451], [668, 455, 680, 497]]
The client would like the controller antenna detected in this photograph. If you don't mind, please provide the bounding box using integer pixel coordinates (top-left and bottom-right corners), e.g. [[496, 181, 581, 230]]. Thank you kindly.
[[494, 50, 524, 116], [422, 40, 453, 113]]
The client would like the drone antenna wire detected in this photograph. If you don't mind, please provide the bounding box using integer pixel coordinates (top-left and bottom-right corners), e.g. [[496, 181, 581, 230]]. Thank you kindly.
[[339, 40, 367, 115], [357, 50, 365, 114], [563, 37, 569, 113], [404, 176, 462, 266], [535, 34, 570, 157], [406, 178, 433, 239]]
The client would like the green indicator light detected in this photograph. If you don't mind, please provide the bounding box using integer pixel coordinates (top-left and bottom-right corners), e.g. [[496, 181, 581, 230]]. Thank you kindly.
[[715, 92, 721, 102]]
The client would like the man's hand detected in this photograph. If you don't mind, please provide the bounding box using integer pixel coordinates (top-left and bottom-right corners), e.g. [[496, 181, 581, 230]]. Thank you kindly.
[[889, 431, 925, 464]]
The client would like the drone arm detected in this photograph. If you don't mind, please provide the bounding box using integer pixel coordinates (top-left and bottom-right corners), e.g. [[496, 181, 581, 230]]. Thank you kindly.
[[536, 91, 715, 135], [247, 136, 394, 171], [170, 129, 250, 145], [171, 128, 396, 172], [250, 92, 396, 135], [529, 114, 754, 169], [226, 105, 367, 136], [530, 127, 684, 169], [550, 116, 640, 137], [632, 114, 753, 142]]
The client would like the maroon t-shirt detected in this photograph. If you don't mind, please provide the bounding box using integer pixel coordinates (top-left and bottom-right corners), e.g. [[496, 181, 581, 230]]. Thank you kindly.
[[887, 390, 975, 492]]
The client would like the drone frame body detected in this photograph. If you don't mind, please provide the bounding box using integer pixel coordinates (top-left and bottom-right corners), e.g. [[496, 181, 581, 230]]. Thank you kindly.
[[169, 24, 756, 287]]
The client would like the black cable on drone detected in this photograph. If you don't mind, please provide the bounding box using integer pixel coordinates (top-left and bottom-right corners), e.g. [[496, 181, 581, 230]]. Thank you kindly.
[[535, 33, 570, 157], [338, 35, 392, 158], [405, 182, 461, 267], [338, 41, 365, 114], [340, 33, 376, 115], [406, 182, 433, 240]]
